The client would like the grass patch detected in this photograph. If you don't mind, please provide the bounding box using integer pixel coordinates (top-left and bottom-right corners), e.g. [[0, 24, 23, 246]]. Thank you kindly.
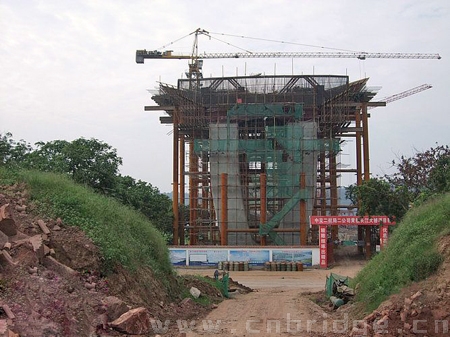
[[0, 167, 174, 280], [352, 192, 450, 313], [193, 275, 226, 296], [179, 287, 211, 306]]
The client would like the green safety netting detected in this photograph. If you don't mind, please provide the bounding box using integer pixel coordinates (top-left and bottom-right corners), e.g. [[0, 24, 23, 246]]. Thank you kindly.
[[325, 273, 351, 297], [191, 102, 341, 245]]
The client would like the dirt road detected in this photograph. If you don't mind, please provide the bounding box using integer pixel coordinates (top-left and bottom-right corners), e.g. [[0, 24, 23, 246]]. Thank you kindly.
[[176, 262, 365, 336]]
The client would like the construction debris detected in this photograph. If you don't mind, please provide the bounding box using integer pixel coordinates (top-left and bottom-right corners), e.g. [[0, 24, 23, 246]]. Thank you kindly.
[[325, 273, 355, 308]]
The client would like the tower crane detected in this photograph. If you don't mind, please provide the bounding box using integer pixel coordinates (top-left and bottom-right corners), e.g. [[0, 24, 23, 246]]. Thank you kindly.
[[368, 84, 433, 109], [136, 28, 441, 79]]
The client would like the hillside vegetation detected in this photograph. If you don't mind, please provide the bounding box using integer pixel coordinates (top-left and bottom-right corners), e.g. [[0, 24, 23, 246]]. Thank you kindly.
[[0, 167, 174, 279], [352, 192, 450, 312]]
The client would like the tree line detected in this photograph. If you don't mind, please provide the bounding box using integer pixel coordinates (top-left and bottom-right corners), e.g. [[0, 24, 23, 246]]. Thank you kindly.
[[0, 132, 173, 240], [346, 144, 450, 221], [2, 132, 449, 235]]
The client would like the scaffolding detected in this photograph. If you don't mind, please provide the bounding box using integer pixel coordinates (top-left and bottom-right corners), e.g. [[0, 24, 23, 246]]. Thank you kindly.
[[150, 74, 382, 247]]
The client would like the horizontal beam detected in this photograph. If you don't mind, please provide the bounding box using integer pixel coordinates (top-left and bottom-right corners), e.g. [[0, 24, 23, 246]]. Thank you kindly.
[[332, 102, 386, 108], [160, 116, 173, 124], [338, 127, 363, 133], [145, 105, 175, 111]]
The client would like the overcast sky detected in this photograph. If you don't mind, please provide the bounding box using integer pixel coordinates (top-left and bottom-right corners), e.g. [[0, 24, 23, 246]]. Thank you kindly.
[[1, 0, 448, 192]]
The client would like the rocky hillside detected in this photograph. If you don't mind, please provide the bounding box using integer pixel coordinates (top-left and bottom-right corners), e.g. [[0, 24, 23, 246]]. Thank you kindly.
[[349, 234, 450, 336], [0, 183, 221, 337]]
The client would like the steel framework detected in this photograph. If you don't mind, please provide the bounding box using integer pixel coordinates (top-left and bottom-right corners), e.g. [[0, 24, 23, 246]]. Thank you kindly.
[[147, 74, 383, 248]]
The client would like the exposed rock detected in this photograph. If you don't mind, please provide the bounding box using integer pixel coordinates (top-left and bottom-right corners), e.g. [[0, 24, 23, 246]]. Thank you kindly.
[[404, 297, 412, 310], [400, 310, 407, 322], [1, 304, 15, 319], [190, 286, 201, 299], [102, 296, 129, 321], [180, 298, 194, 306], [0, 250, 17, 267], [85, 282, 96, 290], [28, 235, 43, 252], [14, 205, 26, 212], [8, 329, 20, 337], [432, 307, 449, 320], [49, 226, 101, 271], [110, 307, 151, 335], [0, 219, 17, 237], [0, 320, 6, 335], [0, 231, 8, 249], [363, 311, 377, 322], [37, 220, 50, 235], [410, 290, 422, 301], [43, 256, 78, 279], [28, 266, 38, 274]]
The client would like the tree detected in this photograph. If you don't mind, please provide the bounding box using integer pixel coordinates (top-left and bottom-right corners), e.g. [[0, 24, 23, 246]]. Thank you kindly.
[[429, 154, 450, 194], [0, 132, 32, 166], [114, 175, 173, 236], [25, 140, 70, 173], [1, 133, 175, 240], [25, 138, 122, 193], [347, 144, 450, 221], [388, 144, 450, 199], [346, 178, 409, 221]]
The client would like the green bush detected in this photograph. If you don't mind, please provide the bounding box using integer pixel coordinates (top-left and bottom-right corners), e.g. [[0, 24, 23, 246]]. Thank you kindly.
[[352, 192, 450, 312]]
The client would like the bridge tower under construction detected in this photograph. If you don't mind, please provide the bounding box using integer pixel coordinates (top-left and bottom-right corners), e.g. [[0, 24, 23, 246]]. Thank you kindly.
[[149, 74, 384, 247]]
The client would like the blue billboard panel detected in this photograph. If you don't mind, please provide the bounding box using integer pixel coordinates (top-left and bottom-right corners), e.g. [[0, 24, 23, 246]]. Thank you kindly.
[[229, 249, 270, 266], [170, 249, 187, 266], [272, 249, 312, 266], [188, 249, 228, 266]]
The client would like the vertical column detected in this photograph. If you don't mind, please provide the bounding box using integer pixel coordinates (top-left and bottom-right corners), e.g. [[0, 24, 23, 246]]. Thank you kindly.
[[320, 153, 327, 215], [200, 154, 209, 243], [260, 173, 267, 246], [179, 136, 185, 245], [319, 225, 328, 268], [355, 108, 363, 186], [362, 103, 372, 258], [220, 173, 228, 246], [172, 112, 179, 246], [355, 108, 364, 254], [202, 156, 209, 210], [362, 103, 370, 181], [189, 141, 196, 245], [329, 153, 338, 244], [300, 172, 307, 246]]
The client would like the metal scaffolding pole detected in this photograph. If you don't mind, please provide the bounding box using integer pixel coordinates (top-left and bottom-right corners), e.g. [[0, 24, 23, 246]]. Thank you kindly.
[[172, 111, 179, 245], [179, 136, 185, 245]]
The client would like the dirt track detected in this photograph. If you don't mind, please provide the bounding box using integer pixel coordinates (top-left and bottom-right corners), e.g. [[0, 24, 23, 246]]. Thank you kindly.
[[176, 261, 365, 336]]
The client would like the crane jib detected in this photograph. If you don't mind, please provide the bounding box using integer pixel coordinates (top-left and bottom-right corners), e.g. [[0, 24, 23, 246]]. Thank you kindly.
[[136, 49, 441, 63]]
